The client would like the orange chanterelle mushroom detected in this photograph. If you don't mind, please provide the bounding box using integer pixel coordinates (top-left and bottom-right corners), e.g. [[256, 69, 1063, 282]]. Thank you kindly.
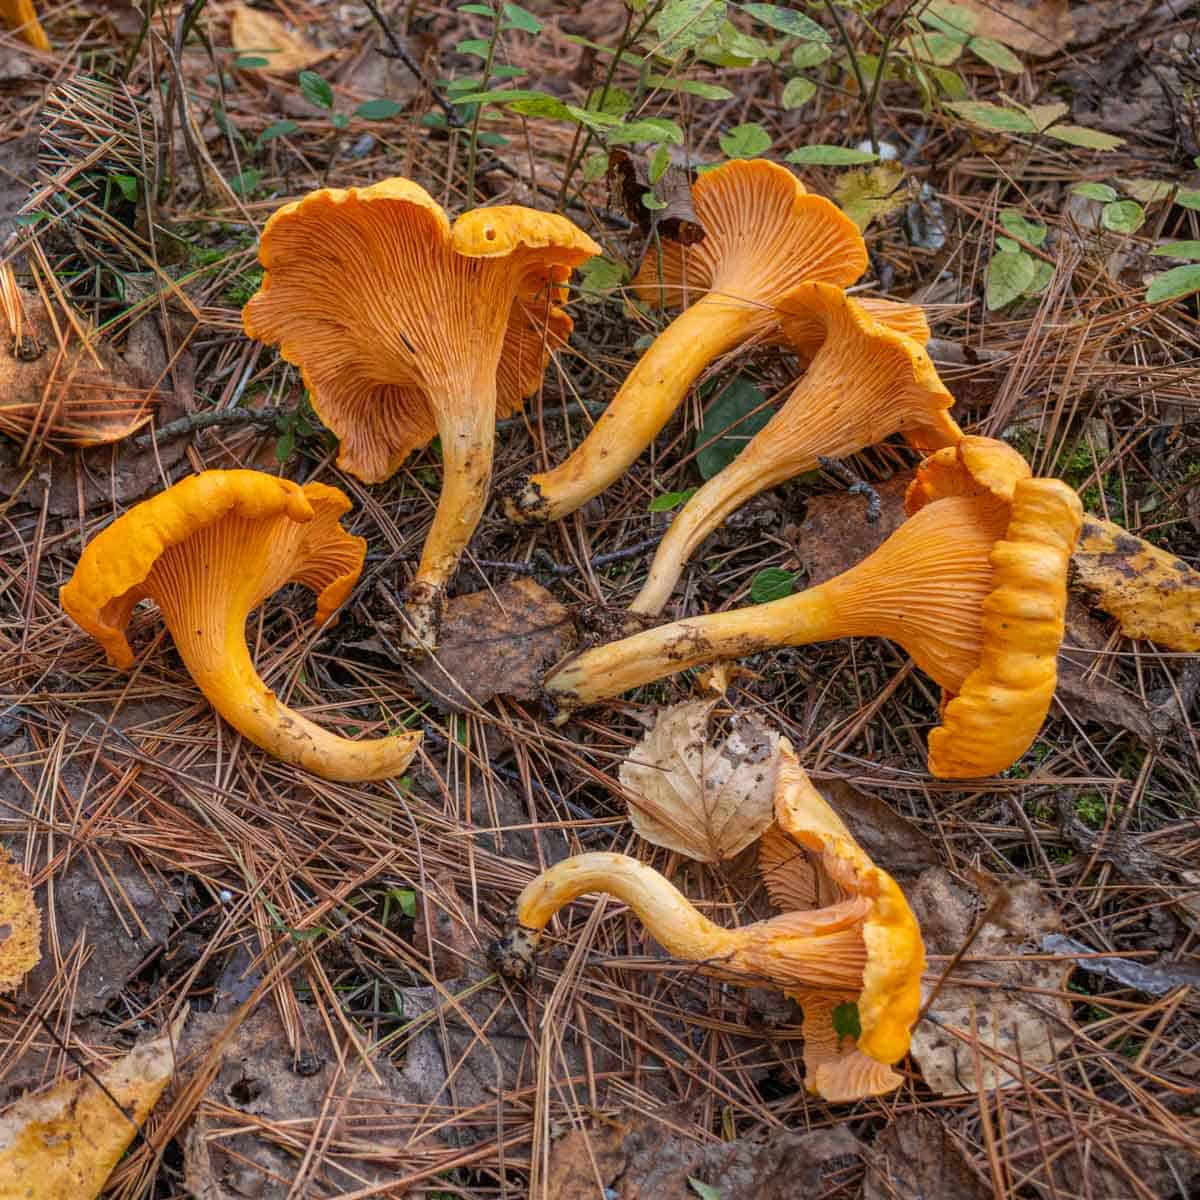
[[60, 470, 421, 782], [498, 743, 924, 1103], [243, 178, 599, 650], [631, 281, 960, 615], [504, 160, 877, 526], [545, 437, 1083, 778], [0, 0, 49, 48]]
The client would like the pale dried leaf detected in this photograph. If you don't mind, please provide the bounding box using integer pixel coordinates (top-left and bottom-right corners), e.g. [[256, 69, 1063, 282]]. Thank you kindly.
[[0, 844, 39, 992], [834, 162, 906, 232], [949, 0, 1072, 56], [620, 700, 780, 862], [0, 1010, 185, 1198], [230, 5, 328, 73]]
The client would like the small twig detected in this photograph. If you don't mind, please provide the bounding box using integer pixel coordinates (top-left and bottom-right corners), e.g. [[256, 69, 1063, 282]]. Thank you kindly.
[[471, 534, 664, 579], [817, 455, 882, 523], [360, 0, 465, 129], [134, 407, 283, 447], [821, 0, 876, 154], [495, 399, 609, 430]]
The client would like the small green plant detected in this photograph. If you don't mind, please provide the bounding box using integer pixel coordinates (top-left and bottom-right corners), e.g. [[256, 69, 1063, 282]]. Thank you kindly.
[[750, 567, 797, 602], [986, 209, 1052, 310], [1071, 183, 1145, 233], [297, 69, 408, 133], [649, 488, 698, 511]]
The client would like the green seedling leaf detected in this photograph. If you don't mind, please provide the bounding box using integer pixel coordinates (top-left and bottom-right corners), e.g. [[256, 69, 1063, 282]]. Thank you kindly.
[[491, 64, 526, 78], [1119, 178, 1173, 205], [995, 236, 1020, 253], [785, 144, 876, 165], [781, 76, 816, 108], [1026, 259, 1054, 295], [904, 31, 963, 65], [750, 567, 796, 603], [331, 112, 349, 130], [919, 0, 975, 41], [477, 131, 509, 146], [1101, 199, 1144, 234], [1022, 100, 1068, 130], [688, 1179, 725, 1200], [234, 55, 271, 68], [946, 100, 1035, 132], [646, 74, 733, 99], [577, 256, 629, 298], [968, 35, 1022, 72], [1043, 124, 1124, 150], [643, 190, 667, 210], [389, 887, 418, 918], [607, 117, 685, 145], [460, 3, 493, 13], [275, 426, 295, 461], [649, 144, 671, 183], [255, 119, 299, 149], [455, 37, 491, 56], [229, 168, 261, 197], [649, 488, 698, 511], [502, 2, 541, 32], [1176, 188, 1200, 210], [581, 152, 609, 181], [507, 94, 574, 121], [832, 1001, 862, 1040], [719, 122, 771, 158], [791, 42, 831, 68], [14, 212, 45, 226], [1150, 241, 1200, 259], [741, 3, 828, 40], [999, 209, 1047, 247], [1072, 182, 1117, 202], [355, 98, 405, 119], [1146, 264, 1200, 303], [298, 69, 334, 110], [696, 377, 773, 478], [701, 19, 778, 66], [587, 86, 634, 118], [986, 249, 1036, 310], [110, 173, 138, 203], [654, 0, 727, 55], [453, 87, 546, 104], [928, 66, 968, 99]]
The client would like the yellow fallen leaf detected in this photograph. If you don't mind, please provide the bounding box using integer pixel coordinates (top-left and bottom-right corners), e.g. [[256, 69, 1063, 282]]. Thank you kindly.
[[230, 5, 327, 73], [619, 699, 780, 862], [0, 844, 40, 992], [0, 1010, 186, 1200], [834, 161, 906, 232], [1073, 516, 1200, 652]]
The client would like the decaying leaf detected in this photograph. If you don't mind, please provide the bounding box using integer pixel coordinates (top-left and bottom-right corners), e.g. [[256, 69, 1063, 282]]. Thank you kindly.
[[1072, 516, 1200, 651], [0, 270, 159, 457], [608, 148, 706, 246], [619, 700, 780, 862], [0, 1009, 185, 1199], [944, 0, 1073, 56], [0, 844, 39, 992], [405, 578, 577, 711], [864, 1111, 992, 1200], [229, 5, 328, 72], [907, 868, 1074, 1094], [834, 162, 907, 232], [793, 477, 909, 585]]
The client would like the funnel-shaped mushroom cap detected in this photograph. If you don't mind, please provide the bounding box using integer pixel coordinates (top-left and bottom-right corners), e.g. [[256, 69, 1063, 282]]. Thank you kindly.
[[760, 743, 924, 1098], [630, 282, 959, 614], [632, 159, 867, 314], [508, 745, 922, 1102], [504, 160, 867, 526], [243, 179, 598, 650], [545, 437, 1082, 778], [60, 471, 421, 782], [0, 0, 49, 49]]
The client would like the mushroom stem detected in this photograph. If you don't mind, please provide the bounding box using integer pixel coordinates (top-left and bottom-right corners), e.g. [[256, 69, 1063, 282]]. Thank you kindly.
[[504, 300, 758, 524], [516, 852, 869, 991], [152, 549, 419, 782], [404, 385, 498, 650], [545, 495, 1003, 712]]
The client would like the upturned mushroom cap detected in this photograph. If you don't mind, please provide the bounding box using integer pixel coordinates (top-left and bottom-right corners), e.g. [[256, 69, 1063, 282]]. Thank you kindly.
[[630, 282, 959, 614], [0, 0, 49, 49], [60, 470, 421, 782]]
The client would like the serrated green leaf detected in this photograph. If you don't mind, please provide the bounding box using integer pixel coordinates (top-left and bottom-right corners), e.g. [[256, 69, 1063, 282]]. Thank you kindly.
[[832, 1001, 862, 1040], [986, 249, 1036, 309], [1043, 124, 1124, 150], [968, 35, 1023, 72], [740, 2, 828, 40], [946, 100, 1036, 133], [298, 70, 334, 109], [354, 98, 405, 119], [696, 377, 773, 478], [785, 144, 876, 165], [646, 73, 733, 99], [502, 2, 540, 32], [649, 144, 671, 184], [750, 567, 796, 603], [719, 122, 771, 158], [781, 76, 816, 109], [1150, 240, 1200, 259], [999, 208, 1047, 247], [648, 487, 698, 511], [1072, 182, 1118, 202], [607, 117, 685, 145], [688, 1177, 725, 1200], [1101, 199, 1144, 234], [791, 42, 831, 68], [654, 0, 727, 55], [1146, 264, 1200, 303], [255, 119, 299, 149]]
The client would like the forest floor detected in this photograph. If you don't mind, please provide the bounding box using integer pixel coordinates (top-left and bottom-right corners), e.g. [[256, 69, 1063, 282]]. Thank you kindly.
[[1, 0, 1199, 1197]]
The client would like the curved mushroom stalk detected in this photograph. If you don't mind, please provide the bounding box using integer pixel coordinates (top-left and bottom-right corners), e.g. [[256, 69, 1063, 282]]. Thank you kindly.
[[545, 438, 1083, 779], [243, 181, 599, 651], [0, 0, 49, 48], [60, 471, 421, 783], [503, 160, 870, 526], [505, 744, 925, 1102], [631, 283, 959, 615]]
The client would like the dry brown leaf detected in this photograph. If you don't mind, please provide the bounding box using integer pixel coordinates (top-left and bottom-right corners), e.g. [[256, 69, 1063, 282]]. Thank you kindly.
[[229, 5, 328, 73], [619, 700, 780, 862], [907, 868, 1073, 1094], [0, 1009, 185, 1199], [948, 0, 1072, 56], [864, 1112, 992, 1200], [0, 844, 39, 992], [834, 162, 906, 233], [1072, 516, 1200, 652]]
